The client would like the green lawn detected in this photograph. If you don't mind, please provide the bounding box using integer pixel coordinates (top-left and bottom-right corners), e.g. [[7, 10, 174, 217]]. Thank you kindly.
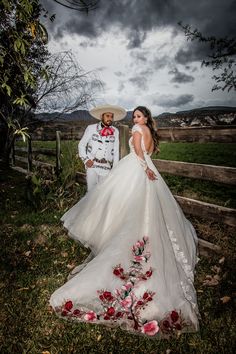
[[0, 166, 235, 354], [155, 142, 236, 167]]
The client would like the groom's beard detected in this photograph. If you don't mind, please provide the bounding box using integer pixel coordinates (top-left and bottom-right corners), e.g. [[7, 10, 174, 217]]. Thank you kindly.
[[101, 120, 113, 127]]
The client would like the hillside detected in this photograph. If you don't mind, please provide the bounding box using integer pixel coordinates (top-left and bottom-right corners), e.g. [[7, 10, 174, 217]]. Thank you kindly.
[[27, 106, 236, 140]]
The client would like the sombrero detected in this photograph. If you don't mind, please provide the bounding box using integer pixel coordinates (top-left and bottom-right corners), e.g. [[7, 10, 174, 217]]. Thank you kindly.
[[89, 104, 126, 121]]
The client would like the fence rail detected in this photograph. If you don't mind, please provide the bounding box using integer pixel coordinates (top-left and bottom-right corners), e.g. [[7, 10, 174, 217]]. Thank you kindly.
[[15, 147, 56, 156], [75, 171, 236, 227], [152, 159, 236, 185], [157, 125, 236, 142]]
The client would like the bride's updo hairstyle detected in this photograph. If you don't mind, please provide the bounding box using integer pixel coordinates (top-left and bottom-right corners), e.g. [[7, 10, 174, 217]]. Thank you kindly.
[[132, 106, 159, 153]]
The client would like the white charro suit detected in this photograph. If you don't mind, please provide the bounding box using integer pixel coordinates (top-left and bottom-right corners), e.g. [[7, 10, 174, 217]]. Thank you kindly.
[[78, 122, 119, 191]]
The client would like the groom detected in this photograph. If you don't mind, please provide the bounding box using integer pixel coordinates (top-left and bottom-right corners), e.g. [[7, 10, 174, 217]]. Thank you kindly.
[[79, 104, 126, 191]]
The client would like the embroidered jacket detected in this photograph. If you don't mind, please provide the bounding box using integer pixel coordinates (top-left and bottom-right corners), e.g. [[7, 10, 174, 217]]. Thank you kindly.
[[78, 122, 119, 175]]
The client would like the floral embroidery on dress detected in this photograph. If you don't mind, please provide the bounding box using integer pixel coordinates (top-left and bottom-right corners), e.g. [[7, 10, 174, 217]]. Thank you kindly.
[[54, 237, 187, 337]]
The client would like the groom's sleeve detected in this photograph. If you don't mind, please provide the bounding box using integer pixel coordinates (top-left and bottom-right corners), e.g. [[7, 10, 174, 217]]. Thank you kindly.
[[113, 129, 119, 166], [78, 126, 91, 165]]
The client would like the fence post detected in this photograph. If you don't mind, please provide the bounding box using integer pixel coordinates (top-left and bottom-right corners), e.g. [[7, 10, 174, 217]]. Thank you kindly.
[[9, 138, 15, 166], [27, 136, 33, 172], [56, 130, 61, 176], [120, 125, 129, 158]]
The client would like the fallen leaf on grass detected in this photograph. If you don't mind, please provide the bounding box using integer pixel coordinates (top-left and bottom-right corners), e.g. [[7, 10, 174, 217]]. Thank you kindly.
[[24, 251, 31, 257], [219, 257, 225, 264], [61, 251, 68, 258], [97, 334, 102, 341], [220, 296, 231, 304], [211, 265, 221, 274], [66, 263, 76, 270], [203, 274, 220, 286]]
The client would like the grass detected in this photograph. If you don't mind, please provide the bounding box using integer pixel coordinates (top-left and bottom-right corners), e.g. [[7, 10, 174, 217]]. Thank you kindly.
[[0, 165, 235, 353], [155, 142, 236, 167], [15, 140, 236, 208]]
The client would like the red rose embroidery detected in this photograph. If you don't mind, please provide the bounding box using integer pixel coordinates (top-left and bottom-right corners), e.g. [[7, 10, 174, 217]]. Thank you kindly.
[[116, 311, 123, 318], [163, 320, 170, 328], [107, 307, 115, 316], [73, 309, 81, 316], [103, 291, 114, 301], [175, 323, 182, 330], [146, 269, 152, 277], [64, 301, 73, 311], [170, 310, 179, 323], [137, 300, 144, 306]]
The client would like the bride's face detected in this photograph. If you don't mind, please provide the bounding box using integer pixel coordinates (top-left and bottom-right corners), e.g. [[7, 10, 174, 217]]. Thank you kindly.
[[133, 110, 147, 125]]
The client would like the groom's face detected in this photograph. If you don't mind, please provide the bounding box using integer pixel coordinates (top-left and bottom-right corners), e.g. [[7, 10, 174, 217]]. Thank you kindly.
[[102, 112, 114, 126]]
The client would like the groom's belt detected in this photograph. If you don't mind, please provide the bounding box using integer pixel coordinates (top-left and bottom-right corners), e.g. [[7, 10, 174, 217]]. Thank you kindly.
[[93, 158, 111, 164]]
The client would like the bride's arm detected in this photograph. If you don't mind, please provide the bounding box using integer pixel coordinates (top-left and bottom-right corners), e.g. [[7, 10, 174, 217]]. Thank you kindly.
[[132, 131, 157, 181]]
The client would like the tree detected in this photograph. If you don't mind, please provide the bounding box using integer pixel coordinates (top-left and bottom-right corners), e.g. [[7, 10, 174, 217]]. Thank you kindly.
[[0, 0, 51, 164], [179, 22, 236, 92], [33, 51, 103, 117], [52, 0, 99, 12]]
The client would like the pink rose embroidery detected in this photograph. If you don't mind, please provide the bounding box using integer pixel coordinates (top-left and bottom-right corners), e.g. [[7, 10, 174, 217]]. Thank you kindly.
[[120, 296, 132, 309], [56, 237, 187, 337], [142, 320, 159, 336], [84, 311, 97, 321]]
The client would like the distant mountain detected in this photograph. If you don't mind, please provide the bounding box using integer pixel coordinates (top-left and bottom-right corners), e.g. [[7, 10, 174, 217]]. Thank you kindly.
[[32, 106, 236, 136], [154, 106, 236, 127]]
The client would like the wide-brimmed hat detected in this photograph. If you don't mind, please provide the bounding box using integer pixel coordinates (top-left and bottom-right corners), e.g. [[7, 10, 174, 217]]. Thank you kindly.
[[89, 104, 126, 121]]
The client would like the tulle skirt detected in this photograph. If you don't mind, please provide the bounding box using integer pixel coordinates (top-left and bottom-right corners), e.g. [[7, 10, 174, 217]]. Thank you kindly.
[[50, 152, 199, 338]]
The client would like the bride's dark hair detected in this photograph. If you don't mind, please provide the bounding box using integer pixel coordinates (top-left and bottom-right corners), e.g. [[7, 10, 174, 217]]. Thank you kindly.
[[132, 106, 159, 153]]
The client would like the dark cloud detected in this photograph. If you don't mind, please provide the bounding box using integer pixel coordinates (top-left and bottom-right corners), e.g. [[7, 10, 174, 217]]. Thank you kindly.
[[152, 56, 169, 71], [42, 0, 236, 48], [175, 41, 209, 65], [153, 94, 194, 108], [130, 50, 148, 63], [127, 30, 147, 49], [129, 76, 148, 90], [138, 68, 154, 77], [118, 81, 125, 91], [168, 68, 195, 83], [114, 71, 124, 77]]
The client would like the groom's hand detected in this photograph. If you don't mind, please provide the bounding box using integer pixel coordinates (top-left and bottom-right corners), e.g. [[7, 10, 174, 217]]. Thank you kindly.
[[86, 159, 94, 168]]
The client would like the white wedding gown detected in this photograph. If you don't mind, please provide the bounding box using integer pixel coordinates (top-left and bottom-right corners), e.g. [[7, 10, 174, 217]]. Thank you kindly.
[[50, 124, 199, 337]]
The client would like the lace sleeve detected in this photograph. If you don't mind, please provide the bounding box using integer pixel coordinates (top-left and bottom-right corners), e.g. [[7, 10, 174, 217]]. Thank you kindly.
[[132, 124, 143, 135], [132, 124, 148, 171]]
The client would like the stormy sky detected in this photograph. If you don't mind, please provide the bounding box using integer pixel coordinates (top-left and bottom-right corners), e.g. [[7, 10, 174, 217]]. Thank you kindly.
[[41, 0, 236, 114]]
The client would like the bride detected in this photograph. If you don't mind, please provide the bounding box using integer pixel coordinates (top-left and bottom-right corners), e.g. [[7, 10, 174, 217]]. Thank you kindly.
[[50, 106, 200, 338]]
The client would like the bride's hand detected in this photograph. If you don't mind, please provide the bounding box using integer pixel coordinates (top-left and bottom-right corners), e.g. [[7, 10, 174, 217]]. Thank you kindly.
[[145, 167, 157, 181]]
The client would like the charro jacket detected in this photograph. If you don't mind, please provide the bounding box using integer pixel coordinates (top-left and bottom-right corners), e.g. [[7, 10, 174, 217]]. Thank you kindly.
[[78, 122, 119, 176]]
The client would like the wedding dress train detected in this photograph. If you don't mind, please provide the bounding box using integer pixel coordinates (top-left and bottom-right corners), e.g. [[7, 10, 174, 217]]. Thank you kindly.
[[50, 124, 199, 337]]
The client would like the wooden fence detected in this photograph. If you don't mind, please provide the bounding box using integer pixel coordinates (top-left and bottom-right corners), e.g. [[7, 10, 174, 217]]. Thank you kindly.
[[12, 131, 62, 176], [11, 125, 236, 228]]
